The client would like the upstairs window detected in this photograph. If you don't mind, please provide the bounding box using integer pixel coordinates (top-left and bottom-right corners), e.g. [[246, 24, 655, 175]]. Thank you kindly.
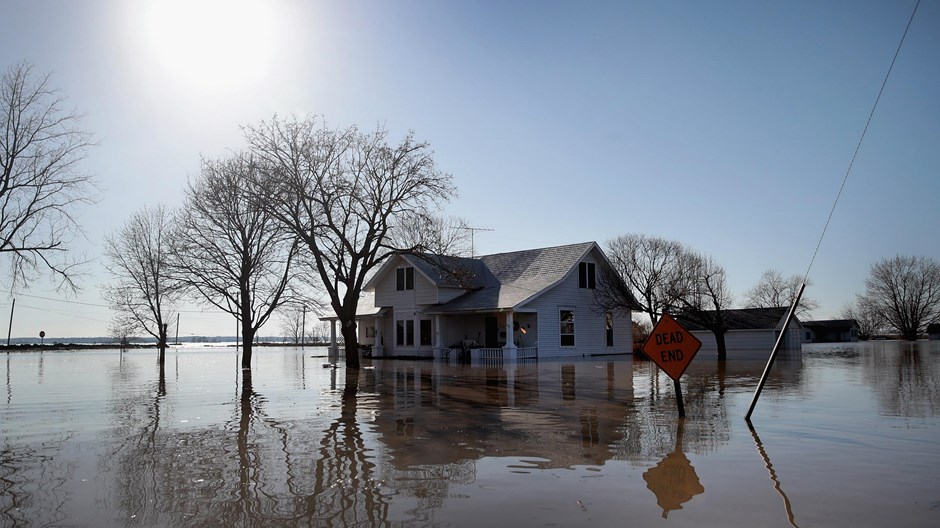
[[578, 262, 596, 289], [396, 266, 415, 291]]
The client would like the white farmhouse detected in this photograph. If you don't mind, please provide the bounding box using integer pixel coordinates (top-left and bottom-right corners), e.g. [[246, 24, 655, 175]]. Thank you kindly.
[[342, 241, 637, 361]]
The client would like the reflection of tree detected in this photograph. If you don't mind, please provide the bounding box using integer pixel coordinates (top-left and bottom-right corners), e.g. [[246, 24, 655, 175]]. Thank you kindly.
[[102, 361, 168, 526], [100, 364, 399, 525], [0, 431, 73, 526], [614, 361, 730, 463], [302, 368, 390, 525], [863, 341, 940, 418]]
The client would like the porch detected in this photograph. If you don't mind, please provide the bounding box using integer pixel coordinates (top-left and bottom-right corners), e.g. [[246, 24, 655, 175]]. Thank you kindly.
[[353, 308, 539, 362]]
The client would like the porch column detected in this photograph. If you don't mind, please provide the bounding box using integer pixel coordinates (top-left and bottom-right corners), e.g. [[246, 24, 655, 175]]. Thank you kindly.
[[504, 311, 517, 361], [373, 315, 384, 357], [329, 320, 337, 356], [433, 315, 443, 359]]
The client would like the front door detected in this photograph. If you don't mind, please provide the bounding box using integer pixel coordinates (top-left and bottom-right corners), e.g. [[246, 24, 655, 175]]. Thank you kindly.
[[484, 316, 498, 348]]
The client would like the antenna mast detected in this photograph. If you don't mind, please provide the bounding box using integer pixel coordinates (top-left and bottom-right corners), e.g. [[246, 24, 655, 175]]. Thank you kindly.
[[463, 225, 494, 258]]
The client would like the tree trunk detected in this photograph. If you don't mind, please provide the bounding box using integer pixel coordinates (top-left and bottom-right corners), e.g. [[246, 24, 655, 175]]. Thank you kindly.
[[241, 323, 255, 369], [158, 323, 168, 365], [715, 330, 727, 361], [341, 318, 360, 369]]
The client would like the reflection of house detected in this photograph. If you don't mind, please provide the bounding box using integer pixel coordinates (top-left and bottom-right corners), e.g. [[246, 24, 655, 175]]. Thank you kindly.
[[803, 319, 860, 343], [675, 307, 806, 352], [355, 242, 638, 360], [368, 359, 635, 470], [928, 324, 940, 340]]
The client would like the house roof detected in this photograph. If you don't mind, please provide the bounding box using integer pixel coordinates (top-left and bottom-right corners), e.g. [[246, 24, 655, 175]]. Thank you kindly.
[[927, 323, 940, 333], [675, 307, 798, 331], [431, 241, 599, 313], [365, 241, 638, 314], [804, 319, 859, 330]]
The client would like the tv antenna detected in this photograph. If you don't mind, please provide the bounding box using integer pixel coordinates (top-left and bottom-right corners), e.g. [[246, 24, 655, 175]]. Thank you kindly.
[[462, 225, 493, 258]]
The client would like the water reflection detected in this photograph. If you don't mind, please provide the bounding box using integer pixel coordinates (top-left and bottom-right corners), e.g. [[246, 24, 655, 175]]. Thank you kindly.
[[2, 344, 939, 525], [749, 424, 799, 528], [861, 341, 940, 418], [642, 420, 705, 518]]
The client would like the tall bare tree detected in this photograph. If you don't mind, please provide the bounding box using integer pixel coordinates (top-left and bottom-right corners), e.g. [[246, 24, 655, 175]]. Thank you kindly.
[[744, 269, 818, 317], [103, 205, 179, 364], [0, 62, 98, 290], [840, 298, 886, 340], [600, 234, 689, 325], [668, 253, 734, 360], [173, 155, 300, 368], [860, 255, 940, 340], [244, 116, 456, 369]]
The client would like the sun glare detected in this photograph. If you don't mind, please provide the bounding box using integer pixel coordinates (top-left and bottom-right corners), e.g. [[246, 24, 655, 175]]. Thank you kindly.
[[142, 0, 277, 93]]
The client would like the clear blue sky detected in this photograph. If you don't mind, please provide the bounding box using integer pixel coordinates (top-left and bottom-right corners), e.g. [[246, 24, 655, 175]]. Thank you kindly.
[[1, 0, 937, 339]]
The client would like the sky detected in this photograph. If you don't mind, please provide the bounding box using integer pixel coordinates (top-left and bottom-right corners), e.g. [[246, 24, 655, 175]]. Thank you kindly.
[[1, 0, 938, 340]]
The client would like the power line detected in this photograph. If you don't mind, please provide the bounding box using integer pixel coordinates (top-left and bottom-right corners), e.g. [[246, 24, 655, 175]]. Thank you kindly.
[[803, 0, 921, 283]]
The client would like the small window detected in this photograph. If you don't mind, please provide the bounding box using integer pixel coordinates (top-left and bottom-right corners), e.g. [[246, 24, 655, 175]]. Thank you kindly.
[[420, 319, 432, 346], [396, 267, 415, 291], [578, 262, 596, 289], [560, 309, 575, 347]]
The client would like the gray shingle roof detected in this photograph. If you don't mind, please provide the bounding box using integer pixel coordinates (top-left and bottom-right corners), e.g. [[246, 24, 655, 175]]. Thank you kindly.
[[429, 242, 597, 313], [675, 307, 794, 331]]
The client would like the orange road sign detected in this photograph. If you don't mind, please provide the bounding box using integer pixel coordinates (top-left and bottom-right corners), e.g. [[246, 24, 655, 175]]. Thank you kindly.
[[642, 313, 702, 381]]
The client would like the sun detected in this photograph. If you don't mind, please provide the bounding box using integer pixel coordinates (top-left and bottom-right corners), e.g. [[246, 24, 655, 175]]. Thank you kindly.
[[142, 0, 277, 93]]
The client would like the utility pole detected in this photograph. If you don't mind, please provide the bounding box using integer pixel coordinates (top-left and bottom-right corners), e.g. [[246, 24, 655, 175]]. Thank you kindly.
[[175, 313, 180, 345], [301, 306, 306, 349]]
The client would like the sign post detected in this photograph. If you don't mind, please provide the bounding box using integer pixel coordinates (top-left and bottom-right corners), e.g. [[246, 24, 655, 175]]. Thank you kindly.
[[642, 313, 702, 418]]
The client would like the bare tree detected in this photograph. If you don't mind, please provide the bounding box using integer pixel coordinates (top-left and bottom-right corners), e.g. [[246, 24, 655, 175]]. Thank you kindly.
[[668, 253, 734, 360], [173, 155, 300, 368], [108, 317, 136, 348], [280, 306, 306, 345], [0, 62, 98, 290], [744, 269, 818, 317], [600, 234, 689, 325], [103, 205, 179, 364], [391, 214, 472, 258], [840, 298, 886, 340], [859, 255, 940, 340], [244, 115, 456, 369]]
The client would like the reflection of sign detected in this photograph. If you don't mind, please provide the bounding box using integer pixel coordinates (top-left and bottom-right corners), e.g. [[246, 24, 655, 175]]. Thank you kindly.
[[643, 450, 705, 518], [642, 313, 701, 381]]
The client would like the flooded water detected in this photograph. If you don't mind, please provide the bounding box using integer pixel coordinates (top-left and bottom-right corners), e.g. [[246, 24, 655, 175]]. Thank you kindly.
[[2, 342, 939, 527]]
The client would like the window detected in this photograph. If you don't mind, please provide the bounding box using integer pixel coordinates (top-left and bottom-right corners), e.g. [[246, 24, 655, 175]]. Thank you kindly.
[[560, 309, 575, 347], [420, 319, 432, 346], [396, 266, 415, 291], [578, 262, 596, 289], [606, 312, 614, 347], [396, 320, 415, 346]]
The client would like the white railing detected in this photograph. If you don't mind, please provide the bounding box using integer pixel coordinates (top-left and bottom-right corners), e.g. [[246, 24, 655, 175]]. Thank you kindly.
[[439, 347, 538, 362]]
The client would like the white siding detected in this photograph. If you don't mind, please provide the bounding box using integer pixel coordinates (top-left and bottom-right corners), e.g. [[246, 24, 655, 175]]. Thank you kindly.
[[374, 258, 434, 310], [525, 250, 632, 358], [692, 326, 805, 351]]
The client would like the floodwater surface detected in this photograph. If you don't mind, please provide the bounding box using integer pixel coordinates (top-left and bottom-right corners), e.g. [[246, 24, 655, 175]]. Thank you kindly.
[[1, 342, 939, 527]]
